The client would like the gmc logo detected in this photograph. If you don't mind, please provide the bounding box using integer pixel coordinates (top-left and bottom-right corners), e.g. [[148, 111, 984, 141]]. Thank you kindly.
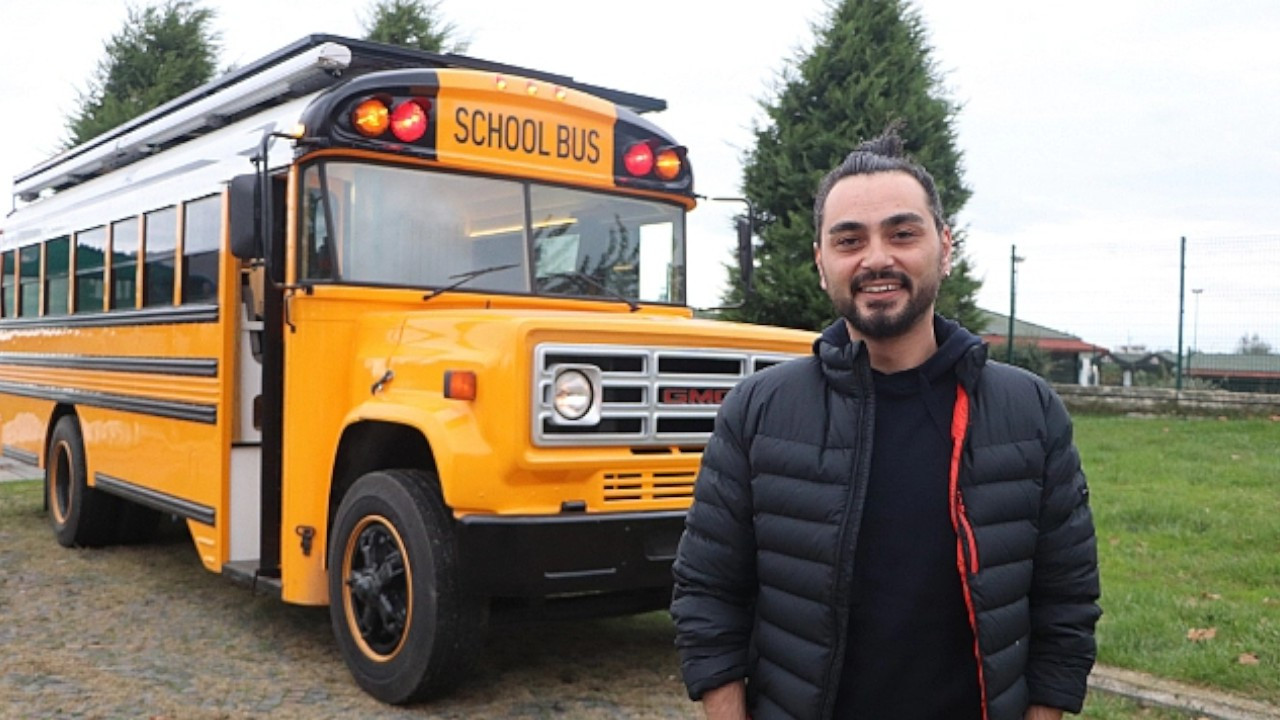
[[661, 387, 729, 405]]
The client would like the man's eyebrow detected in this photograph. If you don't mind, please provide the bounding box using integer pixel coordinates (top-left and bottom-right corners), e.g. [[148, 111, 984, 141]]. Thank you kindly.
[[882, 212, 927, 228], [826, 220, 866, 236]]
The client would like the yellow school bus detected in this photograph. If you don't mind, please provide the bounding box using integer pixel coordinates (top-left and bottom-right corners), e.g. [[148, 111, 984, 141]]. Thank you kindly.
[[0, 35, 812, 703]]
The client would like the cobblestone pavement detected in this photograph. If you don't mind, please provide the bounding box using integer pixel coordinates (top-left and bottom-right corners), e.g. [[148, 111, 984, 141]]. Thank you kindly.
[[0, 478, 699, 719]]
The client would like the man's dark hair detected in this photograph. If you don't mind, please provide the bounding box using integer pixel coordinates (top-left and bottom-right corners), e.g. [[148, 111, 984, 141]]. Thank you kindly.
[[813, 127, 946, 236]]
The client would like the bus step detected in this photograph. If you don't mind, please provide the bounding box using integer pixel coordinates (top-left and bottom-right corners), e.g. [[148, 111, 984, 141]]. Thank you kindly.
[[222, 560, 283, 598]]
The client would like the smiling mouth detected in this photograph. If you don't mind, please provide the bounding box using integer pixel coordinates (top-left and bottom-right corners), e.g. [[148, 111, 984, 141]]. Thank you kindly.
[[860, 283, 901, 294], [853, 270, 911, 296]]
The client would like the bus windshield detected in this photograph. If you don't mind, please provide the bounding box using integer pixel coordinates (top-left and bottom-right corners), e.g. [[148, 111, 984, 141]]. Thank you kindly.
[[300, 161, 686, 305]]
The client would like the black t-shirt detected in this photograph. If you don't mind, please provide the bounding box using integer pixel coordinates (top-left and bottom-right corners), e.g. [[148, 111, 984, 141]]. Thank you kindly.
[[832, 339, 981, 719]]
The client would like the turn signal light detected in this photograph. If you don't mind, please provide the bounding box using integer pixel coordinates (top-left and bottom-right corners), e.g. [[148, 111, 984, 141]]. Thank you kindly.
[[352, 99, 390, 137], [623, 142, 655, 177], [444, 370, 477, 401], [390, 100, 429, 142]]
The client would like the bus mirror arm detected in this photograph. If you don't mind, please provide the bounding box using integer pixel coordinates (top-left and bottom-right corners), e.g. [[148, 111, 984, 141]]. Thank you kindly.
[[232, 130, 297, 270], [734, 212, 755, 296]]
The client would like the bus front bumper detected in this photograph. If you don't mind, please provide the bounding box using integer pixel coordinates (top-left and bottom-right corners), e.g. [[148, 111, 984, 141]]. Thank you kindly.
[[455, 509, 686, 597]]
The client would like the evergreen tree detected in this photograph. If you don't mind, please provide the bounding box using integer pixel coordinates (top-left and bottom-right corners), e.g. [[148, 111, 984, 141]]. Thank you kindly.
[[724, 0, 982, 332], [362, 0, 468, 53], [67, 1, 219, 147]]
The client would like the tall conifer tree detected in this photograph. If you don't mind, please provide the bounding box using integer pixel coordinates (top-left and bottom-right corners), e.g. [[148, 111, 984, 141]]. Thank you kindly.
[[724, 0, 981, 331], [67, 1, 219, 147], [361, 0, 468, 53]]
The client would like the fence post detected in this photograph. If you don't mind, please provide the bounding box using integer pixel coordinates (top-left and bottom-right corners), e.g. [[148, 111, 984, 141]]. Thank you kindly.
[[1007, 244, 1022, 364], [1176, 236, 1186, 391]]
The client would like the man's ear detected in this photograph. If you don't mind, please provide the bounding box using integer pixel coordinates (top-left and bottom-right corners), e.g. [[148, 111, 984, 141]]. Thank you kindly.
[[814, 242, 828, 290], [940, 226, 954, 276]]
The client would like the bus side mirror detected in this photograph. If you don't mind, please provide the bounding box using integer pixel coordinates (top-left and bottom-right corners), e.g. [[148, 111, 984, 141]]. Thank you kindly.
[[229, 174, 261, 260], [736, 215, 754, 294]]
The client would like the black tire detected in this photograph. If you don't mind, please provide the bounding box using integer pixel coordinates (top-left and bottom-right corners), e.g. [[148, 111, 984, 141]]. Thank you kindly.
[[328, 469, 486, 704], [46, 415, 119, 548]]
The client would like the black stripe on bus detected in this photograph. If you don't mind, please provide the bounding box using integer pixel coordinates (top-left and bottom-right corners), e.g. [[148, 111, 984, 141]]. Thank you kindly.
[[0, 304, 218, 330], [2, 445, 39, 466], [0, 353, 217, 378], [94, 472, 216, 526], [0, 382, 217, 424]]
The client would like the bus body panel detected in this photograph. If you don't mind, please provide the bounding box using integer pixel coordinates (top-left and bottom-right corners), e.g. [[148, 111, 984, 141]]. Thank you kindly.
[[433, 69, 619, 191], [0, 395, 55, 461], [0, 184, 246, 572], [274, 285, 814, 603]]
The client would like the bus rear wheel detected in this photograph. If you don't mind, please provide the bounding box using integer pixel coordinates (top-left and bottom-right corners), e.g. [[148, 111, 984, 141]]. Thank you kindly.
[[46, 415, 119, 548], [328, 469, 485, 704]]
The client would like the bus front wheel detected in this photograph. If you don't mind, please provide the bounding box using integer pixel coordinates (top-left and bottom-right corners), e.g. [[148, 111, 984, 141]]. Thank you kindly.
[[46, 415, 118, 548], [328, 468, 485, 705]]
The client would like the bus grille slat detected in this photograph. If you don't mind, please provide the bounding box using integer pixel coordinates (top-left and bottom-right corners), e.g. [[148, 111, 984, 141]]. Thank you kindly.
[[602, 471, 696, 503]]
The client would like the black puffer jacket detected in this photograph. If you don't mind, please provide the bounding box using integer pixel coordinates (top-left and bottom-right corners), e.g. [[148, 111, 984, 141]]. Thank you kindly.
[[671, 317, 1100, 720]]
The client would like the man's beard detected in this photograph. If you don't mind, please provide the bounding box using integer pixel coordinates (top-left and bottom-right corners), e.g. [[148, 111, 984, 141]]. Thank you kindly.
[[836, 269, 940, 340]]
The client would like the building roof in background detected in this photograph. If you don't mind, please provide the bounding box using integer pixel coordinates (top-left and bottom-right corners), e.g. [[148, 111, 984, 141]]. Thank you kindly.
[[976, 309, 1106, 354], [1186, 353, 1280, 378]]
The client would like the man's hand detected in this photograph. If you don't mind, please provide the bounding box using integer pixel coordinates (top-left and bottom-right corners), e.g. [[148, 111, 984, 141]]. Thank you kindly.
[[1025, 705, 1064, 720], [702, 680, 747, 720]]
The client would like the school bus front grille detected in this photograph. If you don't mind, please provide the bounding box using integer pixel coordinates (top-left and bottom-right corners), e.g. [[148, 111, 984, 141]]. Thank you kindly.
[[532, 344, 795, 447], [601, 471, 696, 503]]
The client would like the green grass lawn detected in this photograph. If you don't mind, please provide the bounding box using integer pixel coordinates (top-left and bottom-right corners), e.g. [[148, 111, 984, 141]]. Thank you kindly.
[[1077, 414, 1280, 704]]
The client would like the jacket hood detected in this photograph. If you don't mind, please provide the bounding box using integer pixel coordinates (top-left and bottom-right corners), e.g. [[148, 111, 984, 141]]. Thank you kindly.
[[813, 315, 987, 396]]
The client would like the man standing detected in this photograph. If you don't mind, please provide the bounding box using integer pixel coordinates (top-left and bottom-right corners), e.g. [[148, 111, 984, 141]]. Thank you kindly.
[[671, 131, 1100, 720]]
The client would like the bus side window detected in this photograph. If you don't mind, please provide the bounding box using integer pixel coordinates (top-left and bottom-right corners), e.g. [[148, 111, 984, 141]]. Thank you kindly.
[[111, 217, 140, 310], [18, 245, 40, 317], [75, 227, 107, 313], [301, 184, 337, 280], [144, 207, 177, 307], [182, 195, 220, 304], [44, 236, 71, 316], [1, 250, 13, 318]]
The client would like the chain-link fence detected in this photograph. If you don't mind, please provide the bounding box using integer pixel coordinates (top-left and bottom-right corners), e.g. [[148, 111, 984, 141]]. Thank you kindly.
[[983, 234, 1280, 394]]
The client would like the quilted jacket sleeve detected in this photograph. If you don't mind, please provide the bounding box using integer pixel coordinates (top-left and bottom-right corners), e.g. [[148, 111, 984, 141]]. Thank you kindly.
[[1026, 387, 1102, 712], [670, 382, 759, 700]]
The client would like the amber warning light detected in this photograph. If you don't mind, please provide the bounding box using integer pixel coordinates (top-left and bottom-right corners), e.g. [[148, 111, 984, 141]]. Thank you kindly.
[[352, 98, 389, 136]]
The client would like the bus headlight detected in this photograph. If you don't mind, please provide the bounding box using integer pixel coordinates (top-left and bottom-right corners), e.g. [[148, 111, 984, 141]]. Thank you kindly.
[[553, 369, 595, 421]]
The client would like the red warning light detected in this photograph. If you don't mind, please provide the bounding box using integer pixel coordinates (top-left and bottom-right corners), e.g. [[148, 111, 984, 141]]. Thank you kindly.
[[390, 99, 429, 143], [623, 142, 655, 176]]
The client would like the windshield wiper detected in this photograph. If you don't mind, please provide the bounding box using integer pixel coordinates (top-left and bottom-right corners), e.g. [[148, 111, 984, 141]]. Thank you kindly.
[[540, 272, 640, 312], [422, 263, 521, 302]]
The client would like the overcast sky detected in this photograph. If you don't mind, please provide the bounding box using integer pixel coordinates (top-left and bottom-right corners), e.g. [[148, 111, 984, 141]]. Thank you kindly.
[[2, 1, 1277, 353]]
